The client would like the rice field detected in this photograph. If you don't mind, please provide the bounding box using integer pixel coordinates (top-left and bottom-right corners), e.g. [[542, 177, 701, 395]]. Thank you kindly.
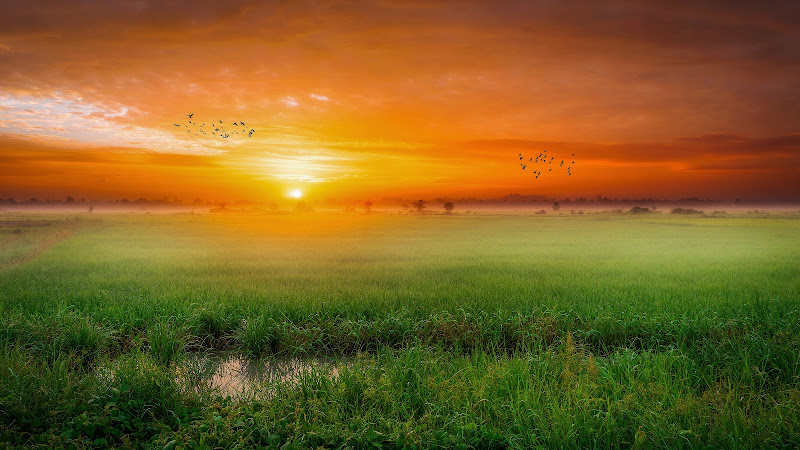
[[1, 211, 799, 448]]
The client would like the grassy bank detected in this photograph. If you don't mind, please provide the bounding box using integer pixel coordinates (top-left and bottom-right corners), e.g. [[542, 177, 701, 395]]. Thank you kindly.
[[1, 212, 799, 448]]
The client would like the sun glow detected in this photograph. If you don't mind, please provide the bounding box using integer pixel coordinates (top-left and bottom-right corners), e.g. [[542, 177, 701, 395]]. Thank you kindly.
[[289, 189, 303, 198]]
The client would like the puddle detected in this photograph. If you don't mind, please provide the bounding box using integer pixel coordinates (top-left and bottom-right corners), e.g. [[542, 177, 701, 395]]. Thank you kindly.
[[179, 352, 347, 399]]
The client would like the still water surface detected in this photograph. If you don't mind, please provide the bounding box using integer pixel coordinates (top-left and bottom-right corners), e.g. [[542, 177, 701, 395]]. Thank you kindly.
[[180, 352, 347, 398]]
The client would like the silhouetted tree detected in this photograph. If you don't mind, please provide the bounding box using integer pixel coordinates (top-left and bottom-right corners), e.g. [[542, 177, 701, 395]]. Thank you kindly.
[[552, 201, 561, 211], [671, 207, 703, 215], [443, 202, 454, 214], [412, 199, 426, 213], [364, 200, 373, 214], [66, 196, 75, 203], [88, 205, 94, 213]]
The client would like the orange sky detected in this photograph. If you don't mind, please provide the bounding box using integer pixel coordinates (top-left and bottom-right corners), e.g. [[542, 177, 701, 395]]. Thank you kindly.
[[1, 0, 799, 202]]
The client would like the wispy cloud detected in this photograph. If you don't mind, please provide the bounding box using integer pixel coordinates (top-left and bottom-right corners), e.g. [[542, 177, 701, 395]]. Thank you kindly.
[[0, 93, 223, 155], [280, 96, 299, 108]]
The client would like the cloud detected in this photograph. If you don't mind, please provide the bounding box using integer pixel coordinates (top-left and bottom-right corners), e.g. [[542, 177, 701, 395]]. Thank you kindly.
[[280, 96, 299, 108], [463, 133, 800, 170], [0, 1, 797, 200], [0, 93, 224, 155], [0, 134, 221, 168]]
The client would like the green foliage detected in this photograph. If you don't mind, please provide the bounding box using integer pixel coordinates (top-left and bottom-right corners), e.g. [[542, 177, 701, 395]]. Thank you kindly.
[[147, 321, 185, 365], [1, 212, 799, 447], [237, 315, 281, 357]]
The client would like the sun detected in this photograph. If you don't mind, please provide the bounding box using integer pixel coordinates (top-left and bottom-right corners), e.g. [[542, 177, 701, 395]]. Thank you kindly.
[[289, 189, 303, 198]]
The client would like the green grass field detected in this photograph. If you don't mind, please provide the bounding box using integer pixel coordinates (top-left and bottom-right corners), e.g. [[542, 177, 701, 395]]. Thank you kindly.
[[1, 212, 799, 448]]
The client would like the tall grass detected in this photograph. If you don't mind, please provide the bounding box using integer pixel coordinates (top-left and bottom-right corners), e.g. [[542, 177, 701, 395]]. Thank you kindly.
[[1, 212, 799, 447]]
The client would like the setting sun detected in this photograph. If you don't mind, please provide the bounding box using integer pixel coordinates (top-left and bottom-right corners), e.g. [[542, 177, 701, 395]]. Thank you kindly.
[[289, 189, 303, 199]]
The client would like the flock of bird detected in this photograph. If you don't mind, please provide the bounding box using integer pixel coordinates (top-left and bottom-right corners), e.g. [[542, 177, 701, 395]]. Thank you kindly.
[[173, 113, 255, 139], [173, 115, 574, 180], [518, 150, 575, 178]]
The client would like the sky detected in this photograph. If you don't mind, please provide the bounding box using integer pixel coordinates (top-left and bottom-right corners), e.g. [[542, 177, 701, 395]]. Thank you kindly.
[[1, 0, 799, 203]]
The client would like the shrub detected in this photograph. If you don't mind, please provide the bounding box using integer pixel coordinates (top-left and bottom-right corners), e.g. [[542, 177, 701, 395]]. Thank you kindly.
[[670, 207, 704, 215]]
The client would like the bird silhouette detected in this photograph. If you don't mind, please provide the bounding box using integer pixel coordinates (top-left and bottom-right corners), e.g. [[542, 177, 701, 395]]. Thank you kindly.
[[175, 114, 258, 141]]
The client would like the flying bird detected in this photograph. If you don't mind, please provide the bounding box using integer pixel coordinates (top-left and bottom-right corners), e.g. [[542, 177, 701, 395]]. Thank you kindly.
[[174, 114, 257, 141]]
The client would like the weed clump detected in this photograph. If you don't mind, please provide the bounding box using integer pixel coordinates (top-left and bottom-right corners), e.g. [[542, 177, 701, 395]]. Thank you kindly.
[[147, 321, 185, 365], [59, 315, 110, 369], [237, 316, 281, 357]]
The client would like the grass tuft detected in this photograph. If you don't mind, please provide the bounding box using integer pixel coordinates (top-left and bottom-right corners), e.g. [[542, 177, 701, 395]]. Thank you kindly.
[[147, 321, 185, 365], [237, 315, 281, 357]]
